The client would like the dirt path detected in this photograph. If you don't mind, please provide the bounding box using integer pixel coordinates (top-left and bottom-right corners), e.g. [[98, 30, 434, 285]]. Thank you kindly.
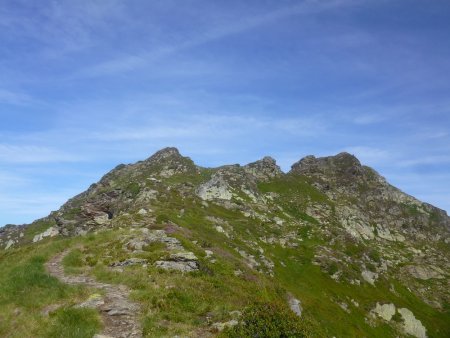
[[46, 250, 142, 338]]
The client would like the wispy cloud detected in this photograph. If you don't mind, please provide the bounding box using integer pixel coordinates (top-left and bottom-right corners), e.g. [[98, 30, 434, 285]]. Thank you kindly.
[[351, 113, 388, 125], [0, 0, 126, 60], [77, 0, 359, 78], [0, 89, 33, 105], [0, 144, 84, 164], [398, 155, 450, 168], [87, 113, 327, 143], [0, 170, 29, 187]]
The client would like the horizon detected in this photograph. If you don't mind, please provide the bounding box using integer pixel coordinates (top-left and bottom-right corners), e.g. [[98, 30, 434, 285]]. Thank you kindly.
[[1, 0, 450, 225]]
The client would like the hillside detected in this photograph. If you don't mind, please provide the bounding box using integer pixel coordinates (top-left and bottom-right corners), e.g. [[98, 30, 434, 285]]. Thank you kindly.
[[1, 147, 449, 338]]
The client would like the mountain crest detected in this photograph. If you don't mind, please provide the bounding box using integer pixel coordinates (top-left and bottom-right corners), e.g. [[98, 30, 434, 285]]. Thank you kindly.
[[145, 147, 182, 163], [0, 147, 449, 338], [290, 152, 362, 176], [244, 156, 282, 181]]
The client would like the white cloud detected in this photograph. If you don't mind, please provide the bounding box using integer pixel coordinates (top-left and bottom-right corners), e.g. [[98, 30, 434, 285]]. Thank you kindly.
[[397, 155, 450, 167], [77, 0, 359, 78], [0, 171, 29, 187], [0, 144, 83, 164], [352, 113, 387, 125], [0, 89, 33, 105]]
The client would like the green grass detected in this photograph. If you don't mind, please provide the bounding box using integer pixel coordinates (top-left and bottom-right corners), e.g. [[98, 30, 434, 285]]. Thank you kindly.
[[258, 175, 332, 205], [1, 255, 69, 308], [47, 307, 101, 338], [0, 239, 94, 337], [62, 248, 85, 274], [1, 166, 449, 337]]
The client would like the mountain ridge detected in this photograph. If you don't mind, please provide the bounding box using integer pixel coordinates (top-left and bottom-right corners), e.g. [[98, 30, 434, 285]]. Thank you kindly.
[[0, 147, 449, 337]]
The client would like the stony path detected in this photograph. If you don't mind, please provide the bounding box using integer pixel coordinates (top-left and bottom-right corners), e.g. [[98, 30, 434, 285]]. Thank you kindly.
[[46, 250, 142, 338]]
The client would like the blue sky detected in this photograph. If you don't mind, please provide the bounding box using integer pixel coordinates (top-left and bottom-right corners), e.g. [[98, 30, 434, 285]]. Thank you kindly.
[[1, 0, 450, 225]]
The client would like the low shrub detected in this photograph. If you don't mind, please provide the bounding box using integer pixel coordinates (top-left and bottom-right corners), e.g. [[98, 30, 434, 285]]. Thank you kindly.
[[223, 302, 311, 337]]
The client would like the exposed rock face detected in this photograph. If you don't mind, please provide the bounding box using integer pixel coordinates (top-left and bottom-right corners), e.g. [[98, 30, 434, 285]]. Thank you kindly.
[[110, 258, 148, 267], [197, 174, 233, 201], [145, 147, 181, 162], [372, 302, 396, 321], [142, 147, 198, 178], [371, 303, 427, 338], [155, 252, 199, 272], [125, 229, 184, 252], [291, 152, 362, 176], [404, 265, 445, 280], [361, 270, 378, 285], [243, 156, 282, 181], [196, 164, 262, 203], [398, 308, 427, 338], [33, 226, 59, 243], [5, 239, 14, 250], [288, 297, 302, 317]]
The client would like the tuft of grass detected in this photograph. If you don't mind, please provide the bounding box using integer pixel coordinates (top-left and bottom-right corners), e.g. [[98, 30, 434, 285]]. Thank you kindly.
[[47, 307, 101, 338], [0, 255, 69, 309], [63, 249, 84, 269]]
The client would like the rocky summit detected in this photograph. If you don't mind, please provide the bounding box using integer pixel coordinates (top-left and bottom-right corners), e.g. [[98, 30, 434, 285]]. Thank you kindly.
[[0, 147, 449, 338]]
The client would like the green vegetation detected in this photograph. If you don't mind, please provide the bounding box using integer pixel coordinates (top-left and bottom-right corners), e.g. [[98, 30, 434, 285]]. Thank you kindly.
[[0, 240, 94, 337], [23, 219, 56, 242], [1, 150, 449, 337], [47, 307, 101, 338], [223, 302, 313, 337]]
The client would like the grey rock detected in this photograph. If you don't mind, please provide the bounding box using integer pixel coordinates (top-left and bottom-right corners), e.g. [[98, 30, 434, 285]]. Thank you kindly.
[[288, 297, 302, 317], [110, 258, 148, 267], [33, 226, 59, 243], [243, 156, 282, 181], [398, 308, 427, 338], [404, 265, 444, 280], [155, 260, 199, 272], [211, 319, 239, 332], [372, 302, 396, 321]]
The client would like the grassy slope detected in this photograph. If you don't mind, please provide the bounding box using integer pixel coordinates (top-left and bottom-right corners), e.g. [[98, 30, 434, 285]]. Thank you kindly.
[[0, 239, 101, 338], [0, 172, 448, 337]]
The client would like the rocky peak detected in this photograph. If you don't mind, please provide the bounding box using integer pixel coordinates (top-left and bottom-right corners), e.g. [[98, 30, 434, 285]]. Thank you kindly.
[[141, 147, 198, 177], [244, 156, 283, 181], [290, 152, 363, 178], [145, 147, 182, 163]]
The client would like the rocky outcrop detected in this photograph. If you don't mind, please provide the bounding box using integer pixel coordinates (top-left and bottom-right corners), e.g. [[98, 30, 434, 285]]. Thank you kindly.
[[197, 174, 233, 201], [288, 297, 302, 317], [290, 152, 364, 182], [372, 302, 396, 321], [110, 258, 148, 267], [244, 156, 283, 181], [398, 308, 427, 338], [141, 147, 199, 178], [404, 265, 445, 280], [361, 270, 378, 285], [5, 239, 15, 250], [196, 164, 261, 203], [125, 229, 184, 252], [155, 252, 199, 272], [371, 303, 427, 338], [33, 226, 59, 243]]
